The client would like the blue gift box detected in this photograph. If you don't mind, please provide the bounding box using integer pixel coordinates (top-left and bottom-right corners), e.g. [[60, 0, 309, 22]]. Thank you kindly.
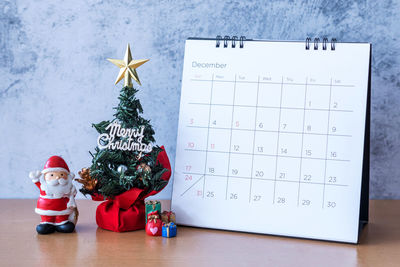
[[162, 222, 177, 238]]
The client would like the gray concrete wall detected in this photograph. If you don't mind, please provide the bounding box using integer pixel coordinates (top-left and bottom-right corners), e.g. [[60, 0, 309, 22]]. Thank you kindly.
[[0, 0, 398, 199]]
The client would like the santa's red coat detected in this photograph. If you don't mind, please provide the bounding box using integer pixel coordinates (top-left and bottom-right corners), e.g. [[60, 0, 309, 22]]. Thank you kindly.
[[34, 182, 74, 216]]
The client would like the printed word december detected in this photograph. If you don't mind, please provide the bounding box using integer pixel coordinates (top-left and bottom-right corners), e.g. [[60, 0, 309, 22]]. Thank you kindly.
[[192, 61, 227, 68]]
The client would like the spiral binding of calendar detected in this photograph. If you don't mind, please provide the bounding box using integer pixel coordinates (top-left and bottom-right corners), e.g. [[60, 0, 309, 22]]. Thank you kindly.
[[215, 36, 336, 50], [216, 35, 246, 48], [306, 37, 337, 50]]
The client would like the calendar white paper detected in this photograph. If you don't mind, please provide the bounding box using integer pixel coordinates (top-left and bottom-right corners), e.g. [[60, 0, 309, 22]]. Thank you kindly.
[[171, 39, 371, 243]]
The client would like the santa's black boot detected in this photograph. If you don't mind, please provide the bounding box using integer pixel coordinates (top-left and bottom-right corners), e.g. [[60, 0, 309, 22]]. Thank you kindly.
[[56, 221, 75, 233], [36, 224, 56, 234]]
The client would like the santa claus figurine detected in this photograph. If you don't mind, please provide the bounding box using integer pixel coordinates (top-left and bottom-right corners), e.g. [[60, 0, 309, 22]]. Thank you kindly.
[[29, 156, 78, 234]]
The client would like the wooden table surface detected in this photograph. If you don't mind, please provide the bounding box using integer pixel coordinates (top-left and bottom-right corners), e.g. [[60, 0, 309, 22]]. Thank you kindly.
[[0, 199, 399, 267]]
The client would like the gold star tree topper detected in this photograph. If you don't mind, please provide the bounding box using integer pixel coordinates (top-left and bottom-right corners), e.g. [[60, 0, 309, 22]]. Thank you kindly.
[[107, 44, 149, 87]]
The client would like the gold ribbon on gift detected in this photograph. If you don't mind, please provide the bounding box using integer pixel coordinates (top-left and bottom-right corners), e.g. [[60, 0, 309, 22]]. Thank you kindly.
[[147, 214, 159, 224], [164, 222, 173, 227], [146, 200, 160, 210], [163, 222, 175, 237], [161, 211, 176, 223]]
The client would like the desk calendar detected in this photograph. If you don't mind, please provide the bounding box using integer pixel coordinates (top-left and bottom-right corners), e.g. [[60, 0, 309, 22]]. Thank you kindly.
[[171, 37, 371, 243]]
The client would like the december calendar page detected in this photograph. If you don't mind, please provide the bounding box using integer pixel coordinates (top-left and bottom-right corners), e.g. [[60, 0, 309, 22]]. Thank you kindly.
[[171, 39, 370, 243]]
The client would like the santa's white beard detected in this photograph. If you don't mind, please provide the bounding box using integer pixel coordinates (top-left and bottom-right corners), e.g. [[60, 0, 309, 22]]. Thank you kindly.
[[40, 175, 73, 198]]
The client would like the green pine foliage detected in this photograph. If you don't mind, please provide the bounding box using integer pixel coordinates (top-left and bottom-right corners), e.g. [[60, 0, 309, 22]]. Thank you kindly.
[[80, 86, 168, 199]]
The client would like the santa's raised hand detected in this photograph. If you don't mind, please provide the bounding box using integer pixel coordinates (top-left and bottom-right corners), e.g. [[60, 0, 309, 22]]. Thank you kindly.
[[29, 156, 78, 235]]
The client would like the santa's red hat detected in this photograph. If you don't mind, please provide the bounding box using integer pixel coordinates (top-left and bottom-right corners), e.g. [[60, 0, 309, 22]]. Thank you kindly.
[[41, 156, 70, 174]]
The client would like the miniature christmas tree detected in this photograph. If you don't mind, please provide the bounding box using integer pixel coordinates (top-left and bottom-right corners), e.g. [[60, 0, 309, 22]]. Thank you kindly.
[[78, 44, 169, 200]]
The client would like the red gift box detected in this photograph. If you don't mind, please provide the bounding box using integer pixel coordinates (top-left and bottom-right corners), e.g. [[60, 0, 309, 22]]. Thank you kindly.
[[91, 146, 171, 232], [145, 212, 162, 236]]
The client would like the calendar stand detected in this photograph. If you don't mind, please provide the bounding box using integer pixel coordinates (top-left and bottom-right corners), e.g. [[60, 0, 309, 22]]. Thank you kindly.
[[172, 37, 372, 243], [359, 47, 372, 235]]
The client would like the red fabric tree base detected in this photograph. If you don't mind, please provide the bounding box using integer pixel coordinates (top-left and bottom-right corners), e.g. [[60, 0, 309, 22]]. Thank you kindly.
[[91, 146, 171, 232]]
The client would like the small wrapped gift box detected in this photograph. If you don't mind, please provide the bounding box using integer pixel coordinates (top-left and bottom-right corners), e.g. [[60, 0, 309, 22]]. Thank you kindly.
[[161, 211, 176, 223], [145, 212, 162, 236], [162, 222, 177, 238], [145, 200, 161, 223]]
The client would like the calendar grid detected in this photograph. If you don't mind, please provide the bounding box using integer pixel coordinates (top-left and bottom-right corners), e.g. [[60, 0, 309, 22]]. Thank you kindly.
[[272, 77, 285, 204], [201, 74, 214, 198], [188, 102, 353, 113], [322, 79, 334, 208], [191, 78, 355, 88], [181, 75, 355, 204], [225, 75, 237, 199], [297, 78, 309, 206], [249, 76, 261, 202], [182, 172, 348, 187], [180, 175, 204, 196], [186, 125, 352, 138], [184, 148, 350, 162]]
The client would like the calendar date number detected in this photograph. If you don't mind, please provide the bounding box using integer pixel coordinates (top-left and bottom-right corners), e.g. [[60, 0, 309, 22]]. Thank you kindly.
[[327, 201, 337, 208], [277, 197, 286, 204], [206, 191, 215, 198], [253, 195, 262, 201]]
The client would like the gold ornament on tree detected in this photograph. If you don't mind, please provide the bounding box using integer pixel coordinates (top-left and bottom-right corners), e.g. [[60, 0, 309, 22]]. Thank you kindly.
[[107, 43, 149, 87], [138, 163, 151, 181], [75, 168, 98, 191], [138, 162, 151, 173]]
